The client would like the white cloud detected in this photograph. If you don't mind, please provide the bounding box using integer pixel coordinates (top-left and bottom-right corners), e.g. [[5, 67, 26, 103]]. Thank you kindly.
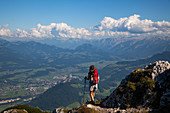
[[16, 29, 29, 38], [0, 24, 13, 37], [51, 23, 91, 39], [21, 23, 92, 39], [0, 28, 13, 37], [92, 14, 170, 35], [0, 14, 170, 40]]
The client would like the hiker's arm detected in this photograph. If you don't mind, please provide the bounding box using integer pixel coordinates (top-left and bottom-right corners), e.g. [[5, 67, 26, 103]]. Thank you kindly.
[[84, 73, 89, 80], [86, 73, 90, 80]]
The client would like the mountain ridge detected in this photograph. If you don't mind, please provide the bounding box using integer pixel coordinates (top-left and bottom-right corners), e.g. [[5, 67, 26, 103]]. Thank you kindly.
[[94, 36, 170, 59], [1, 36, 169, 59], [0, 39, 118, 72]]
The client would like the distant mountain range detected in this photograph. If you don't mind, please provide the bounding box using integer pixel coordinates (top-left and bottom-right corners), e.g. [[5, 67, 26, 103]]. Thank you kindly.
[[37, 36, 170, 59], [1, 36, 169, 63], [94, 36, 170, 59], [0, 39, 118, 72], [27, 51, 170, 110]]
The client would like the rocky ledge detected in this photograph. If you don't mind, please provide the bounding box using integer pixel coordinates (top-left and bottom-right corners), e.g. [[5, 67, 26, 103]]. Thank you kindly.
[[86, 104, 152, 113]]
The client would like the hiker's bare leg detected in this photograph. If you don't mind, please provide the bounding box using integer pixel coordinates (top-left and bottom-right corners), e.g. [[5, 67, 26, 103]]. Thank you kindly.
[[93, 91, 95, 100], [90, 91, 94, 101], [92, 91, 95, 101]]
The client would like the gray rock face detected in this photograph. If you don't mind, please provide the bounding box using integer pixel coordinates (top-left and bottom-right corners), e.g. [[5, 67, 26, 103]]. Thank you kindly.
[[145, 61, 170, 80], [145, 61, 170, 107], [101, 61, 170, 109]]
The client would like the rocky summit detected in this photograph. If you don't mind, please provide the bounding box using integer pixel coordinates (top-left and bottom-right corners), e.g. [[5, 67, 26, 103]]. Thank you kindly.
[[101, 61, 170, 109]]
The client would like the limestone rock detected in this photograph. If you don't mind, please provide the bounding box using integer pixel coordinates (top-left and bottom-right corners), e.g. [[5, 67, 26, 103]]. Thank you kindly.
[[86, 104, 152, 113], [3, 109, 28, 113], [52, 108, 64, 113], [101, 61, 170, 109], [145, 61, 170, 80]]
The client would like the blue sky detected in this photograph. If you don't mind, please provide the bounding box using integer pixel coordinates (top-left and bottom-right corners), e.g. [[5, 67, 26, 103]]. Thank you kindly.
[[0, 0, 170, 30], [0, 0, 170, 39]]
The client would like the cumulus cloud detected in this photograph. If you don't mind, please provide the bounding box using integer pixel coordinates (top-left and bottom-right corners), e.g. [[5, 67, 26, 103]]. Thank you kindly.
[[13, 23, 91, 39], [92, 14, 170, 35], [50, 23, 91, 39], [0, 24, 13, 37], [15, 29, 29, 38], [0, 28, 13, 37], [0, 14, 170, 40]]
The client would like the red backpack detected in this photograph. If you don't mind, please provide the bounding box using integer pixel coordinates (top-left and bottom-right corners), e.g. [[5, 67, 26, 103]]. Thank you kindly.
[[93, 69, 99, 84]]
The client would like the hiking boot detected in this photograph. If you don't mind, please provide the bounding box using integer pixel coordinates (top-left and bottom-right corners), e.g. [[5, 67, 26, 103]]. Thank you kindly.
[[90, 101, 95, 105], [86, 100, 95, 105]]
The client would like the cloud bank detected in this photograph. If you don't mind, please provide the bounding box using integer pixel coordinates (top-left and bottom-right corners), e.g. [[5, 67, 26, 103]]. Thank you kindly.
[[0, 14, 170, 40], [92, 14, 170, 34]]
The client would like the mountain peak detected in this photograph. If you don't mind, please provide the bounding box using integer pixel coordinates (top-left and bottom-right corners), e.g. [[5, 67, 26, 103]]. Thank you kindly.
[[101, 61, 170, 109], [75, 43, 94, 51]]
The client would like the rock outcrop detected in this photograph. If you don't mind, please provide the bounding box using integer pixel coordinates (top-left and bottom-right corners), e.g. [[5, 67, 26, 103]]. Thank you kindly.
[[145, 60, 170, 80], [1, 105, 47, 113], [101, 61, 170, 109], [145, 61, 170, 107], [86, 104, 152, 113], [3, 109, 28, 113]]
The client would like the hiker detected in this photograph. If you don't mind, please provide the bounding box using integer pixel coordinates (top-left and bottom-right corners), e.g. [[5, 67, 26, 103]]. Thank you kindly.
[[85, 65, 99, 103]]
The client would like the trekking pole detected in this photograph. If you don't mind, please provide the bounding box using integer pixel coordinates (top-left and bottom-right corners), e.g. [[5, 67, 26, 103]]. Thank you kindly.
[[83, 77, 86, 104]]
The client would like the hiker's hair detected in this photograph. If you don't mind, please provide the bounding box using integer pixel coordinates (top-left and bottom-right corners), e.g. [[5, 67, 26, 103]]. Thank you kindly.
[[89, 65, 95, 71]]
